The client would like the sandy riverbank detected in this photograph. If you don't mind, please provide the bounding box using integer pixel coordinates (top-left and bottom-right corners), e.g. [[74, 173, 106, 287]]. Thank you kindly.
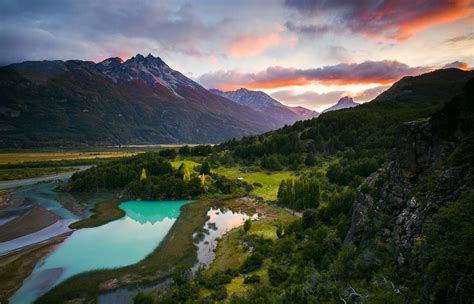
[[0, 232, 72, 302], [0, 205, 60, 242]]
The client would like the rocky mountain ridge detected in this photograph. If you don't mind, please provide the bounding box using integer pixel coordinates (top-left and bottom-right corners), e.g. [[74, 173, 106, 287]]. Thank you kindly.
[[0, 54, 290, 148], [210, 88, 319, 126]]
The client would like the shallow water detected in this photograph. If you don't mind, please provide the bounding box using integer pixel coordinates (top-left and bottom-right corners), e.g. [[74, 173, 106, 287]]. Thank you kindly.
[[193, 207, 258, 270], [97, 207, 258, 304], [10, 200, 191, 304]]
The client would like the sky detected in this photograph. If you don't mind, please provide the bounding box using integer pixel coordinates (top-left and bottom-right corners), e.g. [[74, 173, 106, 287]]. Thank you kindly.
[[1, 0, 473, 112]]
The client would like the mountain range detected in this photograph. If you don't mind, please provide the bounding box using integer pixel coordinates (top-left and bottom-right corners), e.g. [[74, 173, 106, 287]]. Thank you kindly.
[[209, 88, 318, 126], [0, 54, 314, 148]]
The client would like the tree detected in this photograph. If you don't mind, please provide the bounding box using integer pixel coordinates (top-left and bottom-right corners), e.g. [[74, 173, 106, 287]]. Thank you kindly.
[[178, 145, 190, 156], [276, 223, 284, 238], [305, 152, 316, 166], [243, 219, 252, 233], [200, 162, 211, 175], [139, 168, 147, 182]]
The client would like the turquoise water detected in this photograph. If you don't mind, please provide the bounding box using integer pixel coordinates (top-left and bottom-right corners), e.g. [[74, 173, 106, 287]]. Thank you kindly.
[[11, 200, 191, 304]]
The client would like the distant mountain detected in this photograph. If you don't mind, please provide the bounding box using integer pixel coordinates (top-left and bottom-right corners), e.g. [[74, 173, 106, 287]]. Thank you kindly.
[[209, 88, 319, 126], [0, 54, 285, 148], [322, 96, 359, 113], [287, 106, 319, 120]]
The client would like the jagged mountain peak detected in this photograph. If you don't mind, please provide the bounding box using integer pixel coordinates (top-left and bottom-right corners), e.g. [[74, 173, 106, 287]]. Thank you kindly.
[[337, 96, 354, 104], [96, 57, 124, 70], [99, 54, 203, 97], [210, 87, 319, 125], [323, 96, 359, 113]]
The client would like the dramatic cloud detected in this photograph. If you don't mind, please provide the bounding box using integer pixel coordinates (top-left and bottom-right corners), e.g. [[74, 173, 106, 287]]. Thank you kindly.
[[226, 32, 283, 58], [0, 0, 232, 64], [198, 60, 431, 90], [271, 85, 390, 111], [442, 61, 471, 69], [285, 21, 330, 37], [271, 90, 345, 110], [285, 0, 474, 40]]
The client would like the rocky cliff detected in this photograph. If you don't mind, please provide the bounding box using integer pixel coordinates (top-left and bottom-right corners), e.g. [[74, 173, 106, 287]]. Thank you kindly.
[[345, 78, 474, 267]]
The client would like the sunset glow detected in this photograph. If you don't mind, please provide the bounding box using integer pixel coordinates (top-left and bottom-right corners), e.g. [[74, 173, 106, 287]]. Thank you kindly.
[[1, 0, 473, 111]]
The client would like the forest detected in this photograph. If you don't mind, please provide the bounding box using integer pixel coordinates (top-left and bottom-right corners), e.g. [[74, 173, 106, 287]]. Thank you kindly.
[[57, 152, 251, 200]]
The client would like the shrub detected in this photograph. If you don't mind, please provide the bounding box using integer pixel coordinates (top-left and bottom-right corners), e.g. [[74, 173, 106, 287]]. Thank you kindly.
[[268, 264, 288, 286], [243, 274, 260, 284], [243, 219, 252, 233], [240, 252, 264, 273]]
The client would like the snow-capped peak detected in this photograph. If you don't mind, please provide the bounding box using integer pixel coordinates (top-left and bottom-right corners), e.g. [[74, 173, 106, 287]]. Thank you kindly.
[[98, 54, 204, 98]]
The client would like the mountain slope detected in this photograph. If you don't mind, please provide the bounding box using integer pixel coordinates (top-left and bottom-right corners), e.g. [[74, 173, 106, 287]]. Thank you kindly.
[[210, 88, 319, 126], [374, 68, 474, 105], [322, 96, 359, 113], [0, 54, 282, 148]]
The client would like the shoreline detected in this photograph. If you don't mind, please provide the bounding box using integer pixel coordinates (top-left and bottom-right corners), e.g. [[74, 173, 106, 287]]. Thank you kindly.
[[0, 231, 73, 302], [36, 199, 213, 303]]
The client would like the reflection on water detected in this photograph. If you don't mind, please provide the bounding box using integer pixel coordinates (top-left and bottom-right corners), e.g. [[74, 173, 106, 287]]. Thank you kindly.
[[193, 207, 258, 271], [98, 206, 259, 304], [10, 200, 191, 304]]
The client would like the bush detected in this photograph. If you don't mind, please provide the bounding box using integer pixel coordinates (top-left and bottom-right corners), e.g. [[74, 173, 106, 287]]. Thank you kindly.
[[133, 292, 155, 304], [243, 219, 252, 233], [240, 252, 264, 273], [243, 274, 260, 284], [268, 265, 288, 286]]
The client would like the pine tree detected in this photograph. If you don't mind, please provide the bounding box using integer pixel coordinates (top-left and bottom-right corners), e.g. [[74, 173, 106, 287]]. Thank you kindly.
[[139, 168, 147, 182]]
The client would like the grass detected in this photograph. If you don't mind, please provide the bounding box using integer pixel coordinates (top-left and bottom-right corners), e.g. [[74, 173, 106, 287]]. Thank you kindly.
[[170, 158, 296, 201], [69, 197, 125, 229], [214, 166, 295, 201], [206, 202, 296, 275], [203, 201, 296, 299], [37, 199, 214, 303], [170, 159, 201, 169], [0, 167, 77, 181], [0, 151, 138, 165], [225, 259, 272, 297], [171, 159, 295, 201]]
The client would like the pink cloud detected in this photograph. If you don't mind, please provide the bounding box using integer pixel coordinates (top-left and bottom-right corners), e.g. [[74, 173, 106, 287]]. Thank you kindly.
[[225, 33, 283, 58]]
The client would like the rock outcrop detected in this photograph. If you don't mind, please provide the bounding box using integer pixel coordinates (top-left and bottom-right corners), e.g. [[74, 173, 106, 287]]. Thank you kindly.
[[345, 79, 474, 266]]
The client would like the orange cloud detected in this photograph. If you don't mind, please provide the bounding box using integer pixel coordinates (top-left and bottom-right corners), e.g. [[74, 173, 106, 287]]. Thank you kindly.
[[198, 60, 432, 90], [393, 0, 474, 40], [285, 0, 474, 41], [226, 33, 282, 58]]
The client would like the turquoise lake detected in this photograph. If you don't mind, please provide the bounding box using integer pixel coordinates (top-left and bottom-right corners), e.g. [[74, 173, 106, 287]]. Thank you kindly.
[[11, 200, 191, 304]]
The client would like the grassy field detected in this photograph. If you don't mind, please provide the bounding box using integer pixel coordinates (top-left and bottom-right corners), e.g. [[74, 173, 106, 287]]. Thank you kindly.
[[0, 151, 138, 165], [214, 166, 295, 201], [69, 197, 125, 229], [171, 158, 295, 201], [170, 159, 201, 169]]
